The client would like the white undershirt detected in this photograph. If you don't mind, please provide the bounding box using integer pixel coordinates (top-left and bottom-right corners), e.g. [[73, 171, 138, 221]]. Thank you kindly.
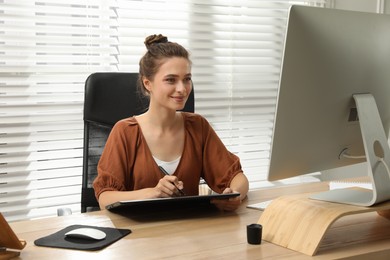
[[153, 156, 181, 175]]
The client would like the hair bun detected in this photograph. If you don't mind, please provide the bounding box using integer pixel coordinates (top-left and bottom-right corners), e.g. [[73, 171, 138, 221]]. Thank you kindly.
[[144, 34, 168, 50]]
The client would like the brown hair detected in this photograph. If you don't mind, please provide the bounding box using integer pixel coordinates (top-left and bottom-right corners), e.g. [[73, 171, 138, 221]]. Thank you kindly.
[[137, 34, 191, 96]]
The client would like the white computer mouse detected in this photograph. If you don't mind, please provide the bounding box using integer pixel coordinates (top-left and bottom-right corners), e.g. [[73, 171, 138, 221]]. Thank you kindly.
[[65, 227, 106, 241]]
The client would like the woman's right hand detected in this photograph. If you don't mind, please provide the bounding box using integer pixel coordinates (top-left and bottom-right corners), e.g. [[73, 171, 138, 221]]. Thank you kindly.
[[154, 175, 184, 197]]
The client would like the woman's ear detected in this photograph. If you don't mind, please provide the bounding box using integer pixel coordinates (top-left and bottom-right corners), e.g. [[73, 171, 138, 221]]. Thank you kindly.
[[142, 77, 152, 93]]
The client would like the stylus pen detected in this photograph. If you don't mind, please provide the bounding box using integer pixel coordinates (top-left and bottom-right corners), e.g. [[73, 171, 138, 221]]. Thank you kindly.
[[158, 166, 186, 196]]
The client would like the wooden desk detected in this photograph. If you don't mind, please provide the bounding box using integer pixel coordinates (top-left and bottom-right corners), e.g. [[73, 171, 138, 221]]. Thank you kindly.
[[9, 182, 390, 259]]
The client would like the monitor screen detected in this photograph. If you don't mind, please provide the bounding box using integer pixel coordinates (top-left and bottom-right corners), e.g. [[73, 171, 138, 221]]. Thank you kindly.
[[268, 5, 390, 206]]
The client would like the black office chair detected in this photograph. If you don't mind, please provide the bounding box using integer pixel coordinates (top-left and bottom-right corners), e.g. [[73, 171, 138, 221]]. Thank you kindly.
[[81, 72, 195, 212]]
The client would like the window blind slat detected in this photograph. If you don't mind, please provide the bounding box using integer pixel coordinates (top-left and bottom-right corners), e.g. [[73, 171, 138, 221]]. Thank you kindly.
[[0, 149, 83, 164], [1, 140, 83, 154], [0, 123, 83, 134], [0, 186, 81, 204], [1, 131, 82, 143], [3, 158, 83, 174], [1, 168, 83, 183], [1, 65, 118, 73], [1, 177, 81, 193], [2, 114, 82, 124]]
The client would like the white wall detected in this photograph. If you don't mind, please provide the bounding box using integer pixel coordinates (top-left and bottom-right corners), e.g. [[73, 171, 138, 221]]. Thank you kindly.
[[332, 0, 390, 14]]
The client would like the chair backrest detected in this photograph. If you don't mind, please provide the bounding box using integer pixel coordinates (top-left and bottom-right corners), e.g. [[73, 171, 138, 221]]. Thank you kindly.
[[81, 72, 195, 212]]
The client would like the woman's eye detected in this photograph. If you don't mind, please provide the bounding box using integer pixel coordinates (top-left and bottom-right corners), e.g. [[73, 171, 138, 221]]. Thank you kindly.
[[185, 77, 192, 83], [166, 78, 175, 84]]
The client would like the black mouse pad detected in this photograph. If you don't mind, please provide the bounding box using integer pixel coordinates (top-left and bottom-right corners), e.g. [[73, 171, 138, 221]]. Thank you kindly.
[[34, 224, 131, 251]]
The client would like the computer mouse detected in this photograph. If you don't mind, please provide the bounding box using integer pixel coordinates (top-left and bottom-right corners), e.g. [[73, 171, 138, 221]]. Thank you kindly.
[[65, 227, 106, 241]]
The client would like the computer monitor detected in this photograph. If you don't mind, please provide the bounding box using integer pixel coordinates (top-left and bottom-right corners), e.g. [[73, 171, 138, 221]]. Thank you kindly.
[[268, 5, 390, 206]]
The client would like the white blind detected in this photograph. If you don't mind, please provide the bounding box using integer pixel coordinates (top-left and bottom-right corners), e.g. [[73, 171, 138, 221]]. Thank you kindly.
[[1, 0, 326, 222], [0, 0, 118, 221]]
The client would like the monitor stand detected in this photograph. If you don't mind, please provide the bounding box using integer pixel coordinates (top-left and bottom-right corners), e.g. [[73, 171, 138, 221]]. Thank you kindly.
[[310, 93, 390, 206], [258, 191, 390, 256]]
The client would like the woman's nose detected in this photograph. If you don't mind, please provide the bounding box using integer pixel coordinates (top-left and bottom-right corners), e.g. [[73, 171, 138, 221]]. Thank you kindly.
[[176, 81, 186, 93]]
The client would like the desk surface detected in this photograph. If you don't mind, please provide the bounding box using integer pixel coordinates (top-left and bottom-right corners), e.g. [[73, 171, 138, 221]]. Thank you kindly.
[[9, 182, 390, 259]]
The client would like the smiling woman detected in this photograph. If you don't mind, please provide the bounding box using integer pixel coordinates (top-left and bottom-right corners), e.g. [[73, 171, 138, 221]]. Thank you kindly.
[[93, 34, 249, 212]]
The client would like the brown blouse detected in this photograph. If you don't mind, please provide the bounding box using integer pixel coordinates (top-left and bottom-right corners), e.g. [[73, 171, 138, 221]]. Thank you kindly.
[[93, 112, 242, 200]]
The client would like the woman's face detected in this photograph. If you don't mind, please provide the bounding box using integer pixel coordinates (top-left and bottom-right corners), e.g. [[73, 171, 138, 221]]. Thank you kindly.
[[144, 57, 192, 111]]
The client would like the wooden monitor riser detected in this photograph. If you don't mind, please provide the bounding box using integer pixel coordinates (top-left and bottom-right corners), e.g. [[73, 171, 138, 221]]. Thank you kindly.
[[258, 188, 390, 256]]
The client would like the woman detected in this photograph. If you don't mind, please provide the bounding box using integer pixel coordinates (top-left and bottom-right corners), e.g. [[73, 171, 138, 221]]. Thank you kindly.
[[93, 34, 249, 211]]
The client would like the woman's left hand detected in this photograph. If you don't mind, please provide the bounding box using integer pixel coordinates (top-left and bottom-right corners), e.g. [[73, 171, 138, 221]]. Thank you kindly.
[[210, 187, 242, 211]]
